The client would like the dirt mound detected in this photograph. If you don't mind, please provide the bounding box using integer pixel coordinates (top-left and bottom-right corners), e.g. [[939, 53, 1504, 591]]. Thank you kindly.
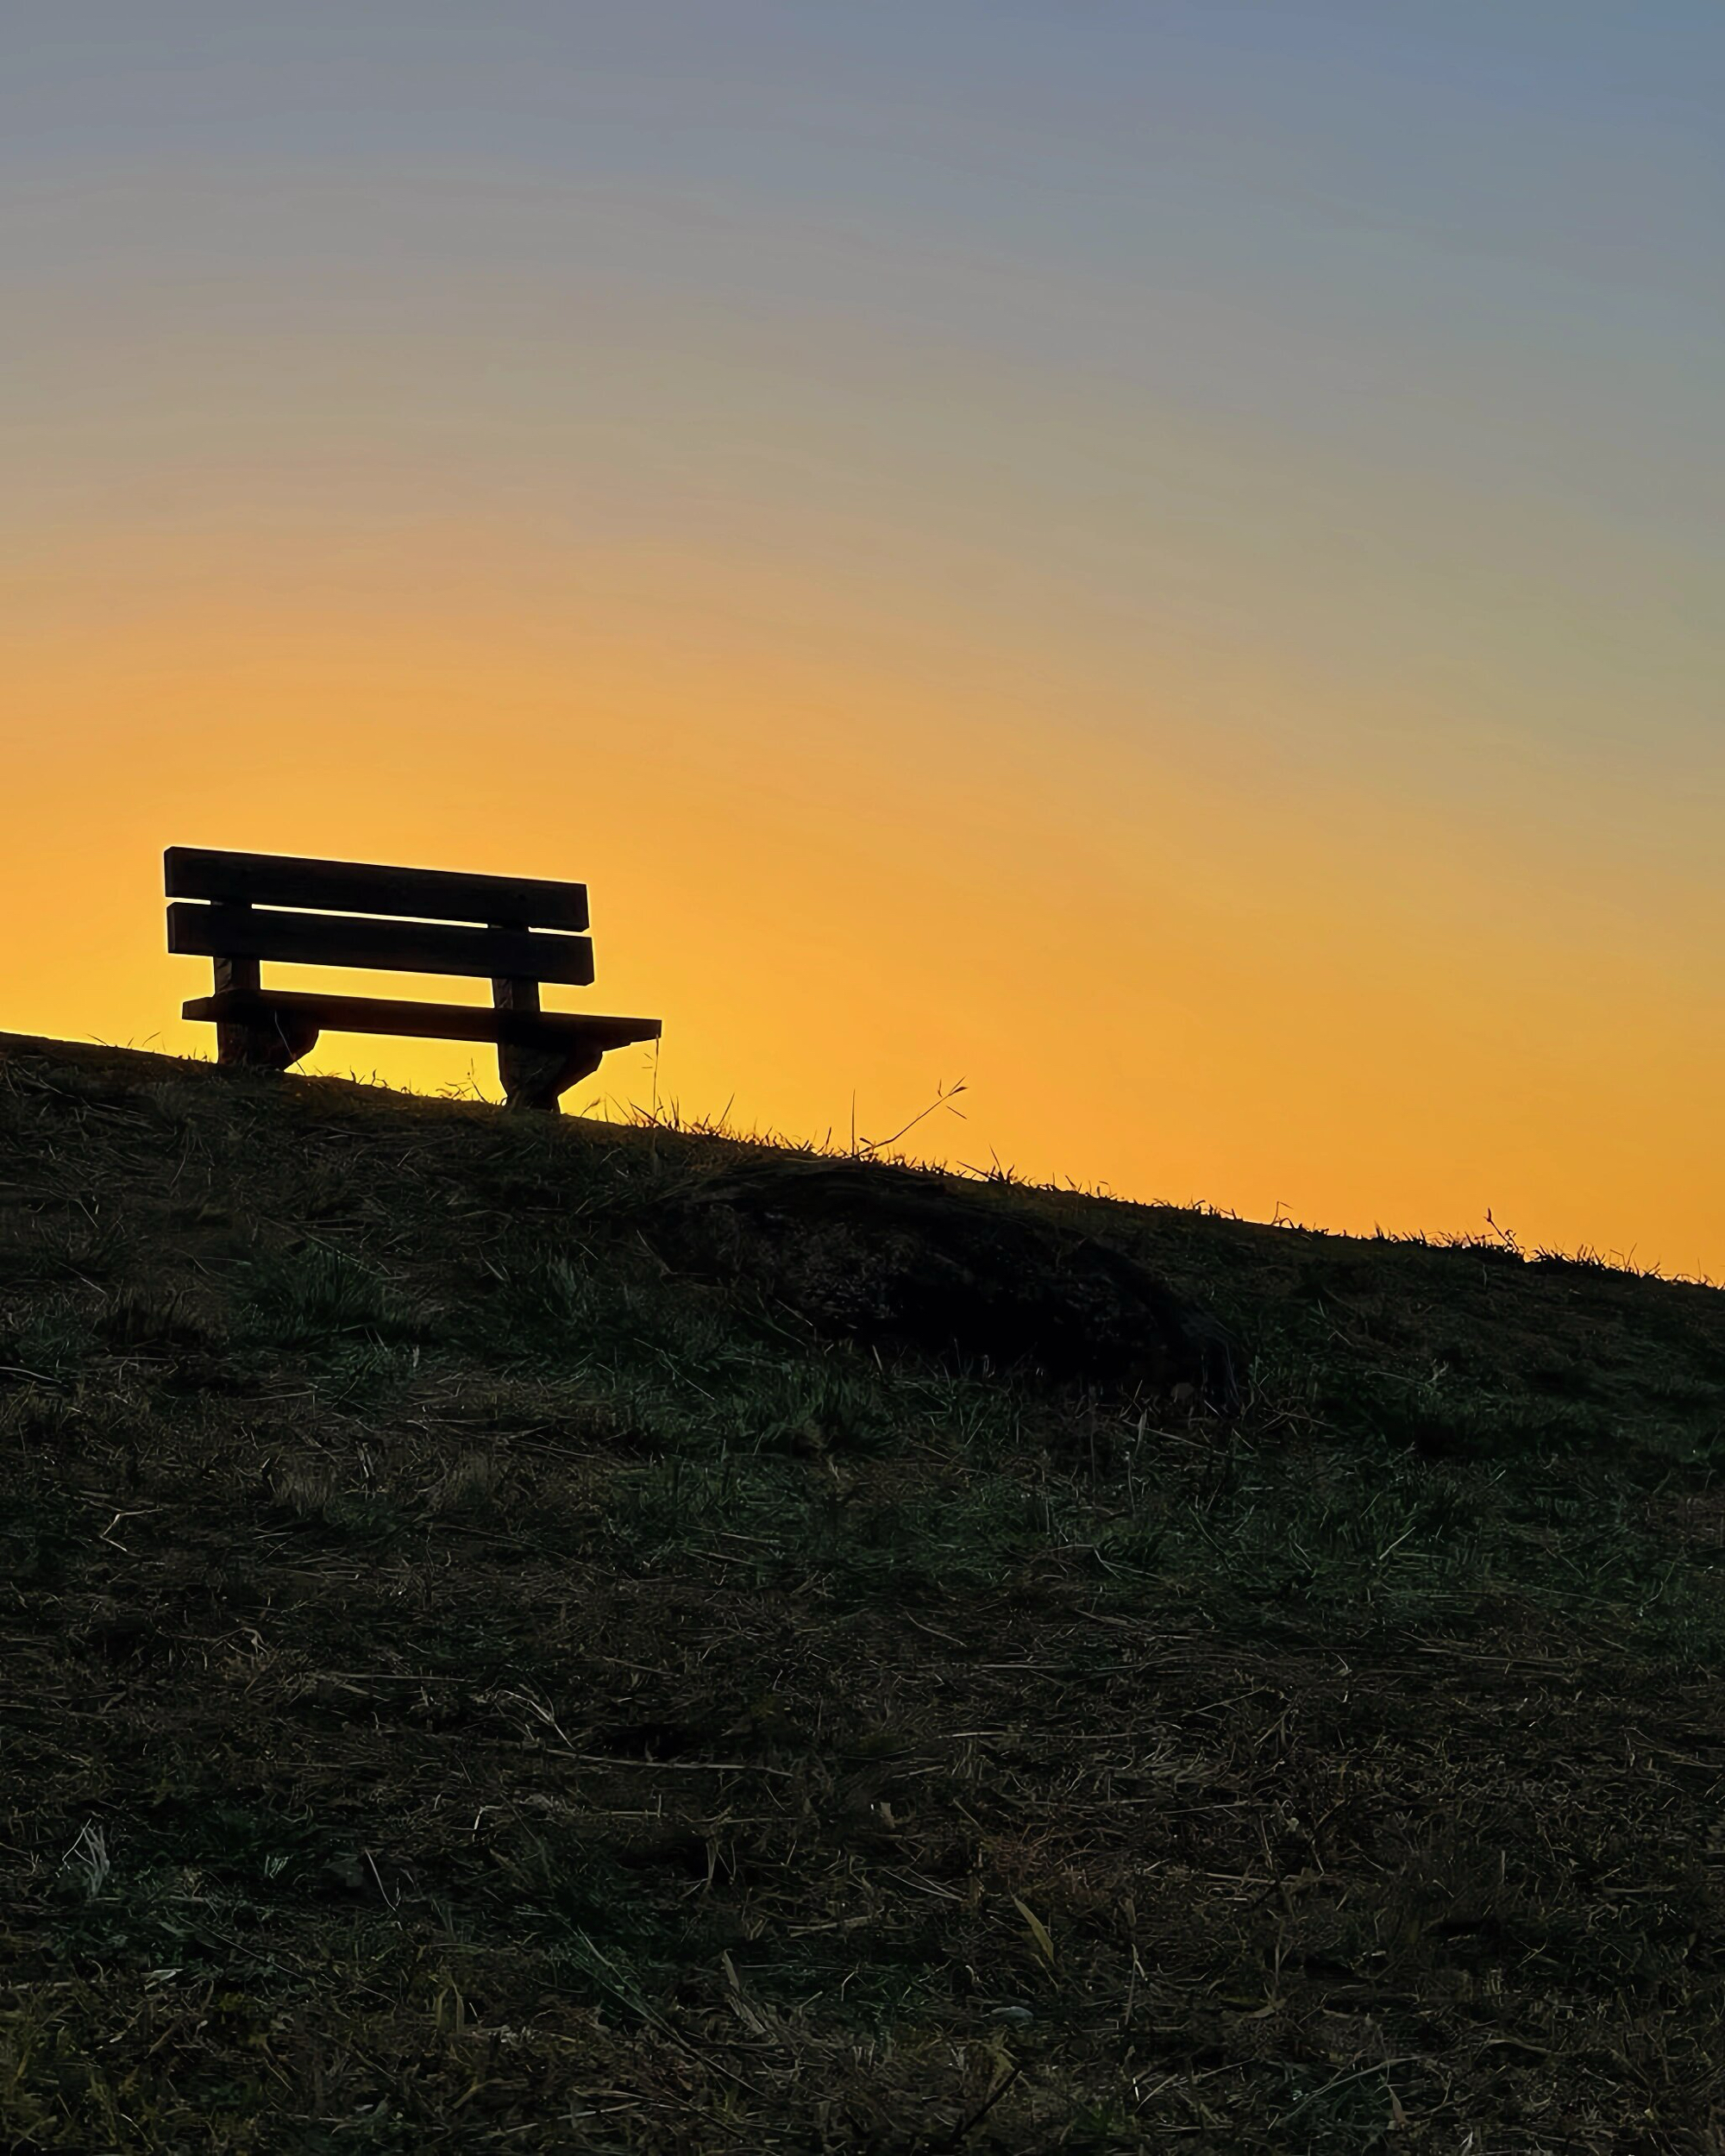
[[656, 1156, 1240, 1407]]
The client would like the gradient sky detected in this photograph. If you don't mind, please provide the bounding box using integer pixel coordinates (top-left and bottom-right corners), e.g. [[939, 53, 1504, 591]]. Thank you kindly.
[[5, 3, 1722, 1275]]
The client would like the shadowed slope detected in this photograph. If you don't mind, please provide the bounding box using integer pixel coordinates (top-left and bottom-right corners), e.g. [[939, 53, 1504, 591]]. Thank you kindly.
[[2, 1032, 1723, 2153], [646, 1156, 1242, 1407]]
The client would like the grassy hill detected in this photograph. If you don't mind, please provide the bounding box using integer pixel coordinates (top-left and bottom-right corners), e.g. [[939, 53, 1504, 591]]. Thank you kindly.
[[3, 1030, 1723, 2153]]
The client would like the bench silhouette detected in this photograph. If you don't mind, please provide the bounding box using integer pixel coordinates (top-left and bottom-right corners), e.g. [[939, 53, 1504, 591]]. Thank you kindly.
[[166, 846, 660, 1112]]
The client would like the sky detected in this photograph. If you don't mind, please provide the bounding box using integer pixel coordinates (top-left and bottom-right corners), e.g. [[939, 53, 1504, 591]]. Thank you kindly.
[[4, 2, 1722, 1275]]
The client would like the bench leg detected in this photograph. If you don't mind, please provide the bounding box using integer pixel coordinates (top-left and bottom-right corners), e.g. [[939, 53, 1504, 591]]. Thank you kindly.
[[210, 931, 320, 1072], [498, 1040, 605, 1113], [216, 1016, 321, 1070]]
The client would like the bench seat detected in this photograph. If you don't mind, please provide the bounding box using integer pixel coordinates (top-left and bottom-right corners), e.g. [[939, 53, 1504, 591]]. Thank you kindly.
[[183, 987, 660, 1053]]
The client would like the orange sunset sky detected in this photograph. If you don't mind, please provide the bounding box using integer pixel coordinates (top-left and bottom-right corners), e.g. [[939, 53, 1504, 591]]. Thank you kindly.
[[5, 5, 1722, 1276]]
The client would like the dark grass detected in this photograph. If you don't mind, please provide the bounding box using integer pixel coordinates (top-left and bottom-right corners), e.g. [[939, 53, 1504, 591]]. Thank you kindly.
[[2, 1031, 1724, 2152]]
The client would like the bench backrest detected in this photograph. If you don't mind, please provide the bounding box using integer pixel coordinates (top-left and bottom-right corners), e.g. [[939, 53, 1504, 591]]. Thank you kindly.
[[165, 847, 595, 986]]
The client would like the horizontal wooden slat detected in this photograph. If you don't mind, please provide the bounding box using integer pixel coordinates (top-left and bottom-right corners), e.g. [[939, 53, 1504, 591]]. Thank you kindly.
[[184, 989, 660, 1050], [165, 846, 589, 930], [168, 903, 596, 986]]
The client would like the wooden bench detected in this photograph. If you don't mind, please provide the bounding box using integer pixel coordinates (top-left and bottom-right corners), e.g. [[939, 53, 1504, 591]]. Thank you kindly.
[[166, 846, 661, 1112]]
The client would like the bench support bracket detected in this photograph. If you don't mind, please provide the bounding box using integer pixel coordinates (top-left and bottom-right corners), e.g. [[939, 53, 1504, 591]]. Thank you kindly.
[[497, 1038, 607, 1112], [211, 922, 321, 1070], [216, 1015, 322, 1071], [492, 946, 603, 1112]]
